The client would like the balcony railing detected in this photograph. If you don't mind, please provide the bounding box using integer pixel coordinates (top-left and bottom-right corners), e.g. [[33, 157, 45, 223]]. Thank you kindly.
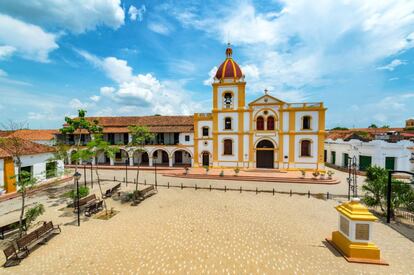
[[286, 102, 323, 108]]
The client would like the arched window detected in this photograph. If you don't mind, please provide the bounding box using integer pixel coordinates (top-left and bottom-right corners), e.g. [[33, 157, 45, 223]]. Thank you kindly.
[[223, 139, 233, 155], [223, 92, 233, 108], [267, 116, 275, 130], [302, 116, 311, 130], [300, 140, 311, 157], [224, 117, 232, 130], [202, 127, 209, 137], [257, 116, 264, 130]]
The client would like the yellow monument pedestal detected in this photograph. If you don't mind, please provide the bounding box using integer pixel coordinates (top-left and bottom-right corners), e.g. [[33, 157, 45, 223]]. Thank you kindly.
[[326, 198, 388, 265]]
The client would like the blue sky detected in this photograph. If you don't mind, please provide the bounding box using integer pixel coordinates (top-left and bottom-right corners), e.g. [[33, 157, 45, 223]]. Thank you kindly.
[[0, 0, 414, 129]]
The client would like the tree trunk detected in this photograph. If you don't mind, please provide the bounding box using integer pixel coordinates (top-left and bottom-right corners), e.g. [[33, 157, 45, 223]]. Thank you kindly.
[[16, 161, 25, 237], [94, 166, 108, 215], [135, 161, 140, 192]]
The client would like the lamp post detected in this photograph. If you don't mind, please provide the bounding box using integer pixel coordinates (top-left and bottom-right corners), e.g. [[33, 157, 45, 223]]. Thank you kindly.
[[154, 160, 157, 189], [73, 171, 82, 227], [386, 170, 414, 223], [346, 156, 358, 200]]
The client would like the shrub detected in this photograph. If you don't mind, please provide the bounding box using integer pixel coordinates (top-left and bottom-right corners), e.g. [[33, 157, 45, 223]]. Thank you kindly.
[[25, 204, 45, 228], [219, 170, 224, 177], [64, 186, 90, 199], [234, 167, 240, 176]]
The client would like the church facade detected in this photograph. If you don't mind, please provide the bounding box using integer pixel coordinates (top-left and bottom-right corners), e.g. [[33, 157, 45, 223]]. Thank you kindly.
[[62, 46, 326, 171], [194, 46, 326, 170]]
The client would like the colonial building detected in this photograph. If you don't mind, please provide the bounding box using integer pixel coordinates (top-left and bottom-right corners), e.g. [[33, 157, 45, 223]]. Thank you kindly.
[[63, 46, 327, 171]]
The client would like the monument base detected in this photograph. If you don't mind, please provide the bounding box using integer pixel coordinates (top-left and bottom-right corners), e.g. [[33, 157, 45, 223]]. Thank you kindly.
[[326, 231, 388, 265]]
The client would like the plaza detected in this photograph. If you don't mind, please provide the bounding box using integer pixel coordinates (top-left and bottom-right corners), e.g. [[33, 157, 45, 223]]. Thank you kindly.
[[0, 169, 413, 274]]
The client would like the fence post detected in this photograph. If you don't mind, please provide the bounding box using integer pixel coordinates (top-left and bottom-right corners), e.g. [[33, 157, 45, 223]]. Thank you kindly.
[[308, 190, 310, 198], [123, 177, 125, 185], [195, 184, 197, 191], [113, 176, 116, 182], [240, 186, 242, 193], [144, 179, 146, 186], [256, 187, 258, 194], [181, 183, 183, 190], [327, 192, 329, 200], [290, 189, 292, 197], [168, 182, 170, 189], [209, 185, 211, 191], [273, 188, 275, 196], [225, 186, 227, 192]]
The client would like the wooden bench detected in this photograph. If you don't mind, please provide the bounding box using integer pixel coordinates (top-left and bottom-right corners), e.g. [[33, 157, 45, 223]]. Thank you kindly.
[[84, 200, 104, 217], [74, 194, 98, 212], [103, 183, 122, 198], [139, 185, 157, 198], [3, 244, 24, 267], [16, 221, 61, 255], [0, 218, 27, 239]]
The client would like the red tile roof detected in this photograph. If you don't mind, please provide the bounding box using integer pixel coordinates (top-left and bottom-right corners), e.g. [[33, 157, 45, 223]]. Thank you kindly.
[[7, 129, 57, 141], [327, 128, 405, 140], [64, 115, 195, 133], [0, 137, 56, 159]]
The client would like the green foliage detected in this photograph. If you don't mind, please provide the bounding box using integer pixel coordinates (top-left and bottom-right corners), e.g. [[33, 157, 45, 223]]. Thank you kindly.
[[84, 133, 119, 160], [15, 170, 37, 193], [219, 170, 224, 177], [381, 125, 390, 128], [368, 124, 378, 128], [362, 166, 414, 214], [128, 125, 155, 148], [331, 127, 349, 130], [404, 126, 414, 131], [65, 186, 90, 199], [25, 204, 45, 228]]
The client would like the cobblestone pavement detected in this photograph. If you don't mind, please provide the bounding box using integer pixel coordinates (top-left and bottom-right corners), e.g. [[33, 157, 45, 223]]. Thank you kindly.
[[0, 178, 413, 274]]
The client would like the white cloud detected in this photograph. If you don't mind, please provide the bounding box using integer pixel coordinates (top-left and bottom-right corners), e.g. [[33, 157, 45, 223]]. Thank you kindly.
[[175, 1, 414, 90], [148, 22, 171, 35], [129, 5, 146, 22], [78, 51, 206, 115], [376, 59, 407, 71], [90, 95, 100, 102], [0, 45, 16, 60], [69, 98, 89, 109], [0, 14, 58, 62], [0, 0, 124, 33]]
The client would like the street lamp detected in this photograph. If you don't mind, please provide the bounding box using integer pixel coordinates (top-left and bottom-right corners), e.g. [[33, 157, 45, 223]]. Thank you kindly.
[[386, 170, 414, 223], [73, 171, 82, 227]]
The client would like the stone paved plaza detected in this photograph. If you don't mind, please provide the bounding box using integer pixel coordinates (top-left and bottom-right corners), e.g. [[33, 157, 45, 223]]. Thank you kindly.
[[0, 169, 413, 274]]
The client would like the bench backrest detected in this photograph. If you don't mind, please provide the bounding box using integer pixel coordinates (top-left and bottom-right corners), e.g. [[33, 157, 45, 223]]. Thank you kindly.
[[3, 245, 16, 258], [141, 185, 154, 194], [16, 231, 37, 249], [1, 218, 27, 231], [113, 183, 121, 190], [78, 194, 96, 206]]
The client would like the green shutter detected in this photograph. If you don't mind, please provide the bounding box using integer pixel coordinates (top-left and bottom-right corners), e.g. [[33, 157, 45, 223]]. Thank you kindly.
[[359, 155, 372, 171], [331, 151, 336, 165], [343, 153, 349, 167], [385, 157, 395, 170]]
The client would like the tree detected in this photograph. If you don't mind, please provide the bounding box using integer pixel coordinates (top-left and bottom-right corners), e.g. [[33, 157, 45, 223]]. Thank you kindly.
[[381, 125, 390, 129], [0, 121, 33, 236], [127, 126, 154, 193], [362, 166, 414, 219], [59, 109, 102, 173], [368, 124, 378, 128], [82, 133, 119, 214], [25, 203, 45, 229]]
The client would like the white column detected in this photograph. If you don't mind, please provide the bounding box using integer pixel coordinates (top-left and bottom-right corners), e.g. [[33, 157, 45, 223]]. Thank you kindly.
[[129, 157, 133, 166], [149, 157, 153, 167], [169, 157, 173, 167], [92, 158, 96, 165], [110, 158, 114, 166]]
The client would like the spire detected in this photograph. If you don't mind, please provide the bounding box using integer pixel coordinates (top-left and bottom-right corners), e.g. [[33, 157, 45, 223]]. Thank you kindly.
[[225, 43, 232, 58]]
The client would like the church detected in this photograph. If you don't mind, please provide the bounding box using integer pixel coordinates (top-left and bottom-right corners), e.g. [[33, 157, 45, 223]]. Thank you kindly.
[[63, 46, 326, 171], [194, 45, 326, 170]]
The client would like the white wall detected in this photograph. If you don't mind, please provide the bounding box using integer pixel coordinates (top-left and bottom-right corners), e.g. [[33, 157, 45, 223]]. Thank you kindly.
[[325, 139, 414, 171], [217, 86, 239, 109], [15, 153, 64, 183], [295, 111, 319, 132], [0, 159, 4, 188]]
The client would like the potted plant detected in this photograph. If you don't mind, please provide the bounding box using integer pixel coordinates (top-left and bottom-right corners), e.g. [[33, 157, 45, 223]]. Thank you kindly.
[[234, 167, 240, 176], [219, 170, 224, 177], [327, 170, 334, 179], [312, 171, 320, 179], [300, 170, 306, 179], [204, 166, 209, 175]]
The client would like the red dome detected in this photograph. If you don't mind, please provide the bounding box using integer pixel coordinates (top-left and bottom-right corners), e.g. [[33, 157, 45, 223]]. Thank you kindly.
[[215, 45, 243, 81]]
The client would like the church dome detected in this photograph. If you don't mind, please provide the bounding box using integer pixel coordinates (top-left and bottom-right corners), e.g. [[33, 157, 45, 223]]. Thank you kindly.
[[215, 44, 243, 81]]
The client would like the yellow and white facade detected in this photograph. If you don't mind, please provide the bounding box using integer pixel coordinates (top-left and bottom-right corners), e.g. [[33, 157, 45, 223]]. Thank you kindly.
[[193, 46, 327, 171]]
